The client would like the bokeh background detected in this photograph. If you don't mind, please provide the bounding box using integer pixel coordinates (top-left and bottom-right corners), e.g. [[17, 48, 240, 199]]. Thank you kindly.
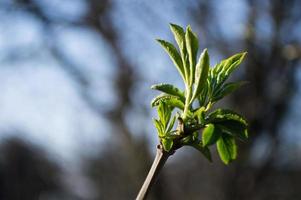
[[0, 0, 301, 199]]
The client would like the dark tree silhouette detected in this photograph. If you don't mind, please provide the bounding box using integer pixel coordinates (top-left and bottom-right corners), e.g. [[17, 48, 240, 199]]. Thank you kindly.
[[0, 137, 63, 200]]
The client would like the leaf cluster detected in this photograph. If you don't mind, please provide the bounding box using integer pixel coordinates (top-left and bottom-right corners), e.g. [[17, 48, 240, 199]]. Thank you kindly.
[[152, 23, 249, 164]]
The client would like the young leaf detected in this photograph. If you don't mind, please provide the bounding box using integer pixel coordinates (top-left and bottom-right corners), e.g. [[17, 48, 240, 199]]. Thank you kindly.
[[167, 115, 176, 133], [206, 109, 248, 126], [190, 141, 212, 162], [192, 131, 199, 141], [224, 52, 247, 76], [197, 83, 208, 107], [185, 25, 199, 85], [158, 102, 171, 128], [212, 58, 227, 75], [153, 119, 164, 137], [151, 24, 249, 166], [216, 52, 247, 85], [202, 124, 221, 147], [181, 135, 193, 145], [193, 106, 206, 124], [217, 134, 237, 164], [191, 49, 209, 103], [164, 133, 181, 140], [170, 23, 186, 56], [151, 83, 185, 102], [212, 81, 247, 101], [151, 94, 185, 110], [162, 138, 173, 152], [156, 39, 186, 82], [216, 120, 248, 140]]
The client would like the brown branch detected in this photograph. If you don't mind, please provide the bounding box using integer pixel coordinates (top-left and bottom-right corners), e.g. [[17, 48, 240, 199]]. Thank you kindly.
[[136, 145, 173, 200]]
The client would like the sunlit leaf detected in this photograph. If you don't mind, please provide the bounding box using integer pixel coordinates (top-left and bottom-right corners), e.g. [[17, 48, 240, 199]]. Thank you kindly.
[[193, 106, 206, 124], [163, 133, 181, 140], [151, 83, 185, 102], [198, 82, 208, 107], [191, 49, 209, 103], [151, 24, 249, 165], [224, 52, 247, 76], [162, 138, 173, 152], [170, 23, 186, 56], [151, 94, 185, 110], [216, 52, 247, 85], [202, 123, 221, 146], [153, 119, 164, 137], [212, 58, 227, 75], [185, 25, 199, 84], [167, 115, 177, 133], [158, 102, 171, 129], [156, 39, 186, 82], [217, 134, 237, 164]]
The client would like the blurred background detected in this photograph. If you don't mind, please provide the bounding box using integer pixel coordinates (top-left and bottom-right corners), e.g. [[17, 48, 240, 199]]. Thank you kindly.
[[0, 0, 301, 199]]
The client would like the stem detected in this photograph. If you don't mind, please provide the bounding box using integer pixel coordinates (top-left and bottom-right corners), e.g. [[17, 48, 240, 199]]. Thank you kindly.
[[136, 145, 171, 200], [183, 85, 192, 119]]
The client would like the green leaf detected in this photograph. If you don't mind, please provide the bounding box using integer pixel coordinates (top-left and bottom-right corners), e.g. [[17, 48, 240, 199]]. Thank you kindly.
[[181, 135, 193, 145], [170, 23, 186, 56], [224, 52, 247, 76], [216, 120, 248, 140], [167, 115, 176, 133], [185, 25, 199, 84], [212, 81, 247, 101], [162, 138, 173, 152], [192, 131, 199, 141], [193, 106, 206, 124], [212, 58, 227, 75], [151, 94, 185, 110], [156, 39, 186, 82], [206, 109, 248, 141], [207, 109, 248, 126], [190, 141, 212, 162], [191, 49, 210, 103], [151, 83, 185, 102], [207, 69, 215, 97], [202, 124, 221, 147], [217, 134, 237, 164], [198, 83, 208, 107], [158, 102, 171, 128], [216, 52, 247, 85], [163, 133, 181, 140], [153, 119, 164, 137]]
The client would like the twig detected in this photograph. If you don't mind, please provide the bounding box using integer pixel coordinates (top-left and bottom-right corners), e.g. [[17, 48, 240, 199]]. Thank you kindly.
[[136, 145, 172, 200]]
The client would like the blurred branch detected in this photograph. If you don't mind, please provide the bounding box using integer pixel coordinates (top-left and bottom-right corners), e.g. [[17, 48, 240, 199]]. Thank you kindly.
[[12, 0, 137, 141], [3, 2, 169, 198]]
